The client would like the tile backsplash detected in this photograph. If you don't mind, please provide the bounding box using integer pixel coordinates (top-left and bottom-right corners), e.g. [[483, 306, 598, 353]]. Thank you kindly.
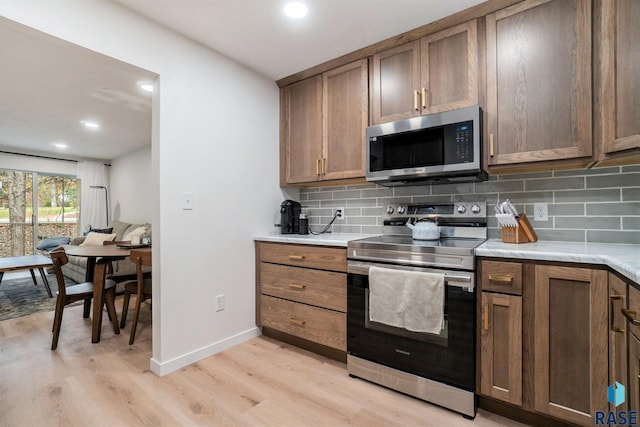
[[299, 165, 640, 244]]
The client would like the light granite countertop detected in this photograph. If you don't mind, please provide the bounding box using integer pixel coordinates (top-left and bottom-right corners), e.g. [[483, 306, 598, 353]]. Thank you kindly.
[[254, 232, 376, 248], [254, 233, 640, 284], [476, 239, 640, 284]]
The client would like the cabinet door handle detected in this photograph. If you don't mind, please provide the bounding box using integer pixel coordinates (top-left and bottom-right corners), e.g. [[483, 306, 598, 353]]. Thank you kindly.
[[489, 133, 495, 157], [414, 90, 420, 111], [421, 87, 427, 109], [322, 158, 326, 175], [483, 303, 489, 330], [610, 294, 625, 333], [316, 159, 321, 175], [288, 255, 306, 260], [289, 318, 306, 326], [488, 274, 513, 284], [622, 308, 640, 325], [289, 283, 306, 290]]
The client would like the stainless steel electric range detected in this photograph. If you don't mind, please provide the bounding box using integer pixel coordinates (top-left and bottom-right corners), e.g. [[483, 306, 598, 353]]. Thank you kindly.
[[346, 199, 487, 419]]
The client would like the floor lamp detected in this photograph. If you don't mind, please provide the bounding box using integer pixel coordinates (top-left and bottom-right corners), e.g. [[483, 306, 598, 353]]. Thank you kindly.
[[89, 185, 109, 227]]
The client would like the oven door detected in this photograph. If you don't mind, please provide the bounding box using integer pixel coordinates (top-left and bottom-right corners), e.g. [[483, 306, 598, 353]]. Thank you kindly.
[[347, 260, 475, 391]]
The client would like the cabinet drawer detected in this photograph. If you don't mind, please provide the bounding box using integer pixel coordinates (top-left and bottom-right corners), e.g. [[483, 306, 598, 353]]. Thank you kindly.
[[260, 263, 346, 312], [260, 295, 346, 351], [481, 260, 523, 295], [628, 284, 640, 339], [259, 242, 346, 272]]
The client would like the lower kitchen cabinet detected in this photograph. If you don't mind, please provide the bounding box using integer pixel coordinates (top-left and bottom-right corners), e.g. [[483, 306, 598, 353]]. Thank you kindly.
[[478, 259, 609, 426], [533, 265, 608, 426], [480, 291, 522, 406], [255, 241, 347, 359], [609, 273, 628, 412], [629, 331, 640, 411]]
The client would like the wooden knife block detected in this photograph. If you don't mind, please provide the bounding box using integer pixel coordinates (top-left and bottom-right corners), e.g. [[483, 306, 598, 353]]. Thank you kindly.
[[501, 213, 538, 243]]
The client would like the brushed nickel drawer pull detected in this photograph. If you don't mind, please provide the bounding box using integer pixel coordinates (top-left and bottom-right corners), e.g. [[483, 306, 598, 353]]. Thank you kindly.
[[622, 308, 640, 325], [483, 304, 489, 330], [288, 255, 306, 260], [610, 295, 625, 333], [488, 274, 513, 284], [289, 318, 306, 326], [289, 283, 306, 290]]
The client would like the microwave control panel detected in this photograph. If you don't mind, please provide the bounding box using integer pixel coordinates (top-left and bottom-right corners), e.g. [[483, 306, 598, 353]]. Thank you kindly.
[[444, 123, 474, 163]]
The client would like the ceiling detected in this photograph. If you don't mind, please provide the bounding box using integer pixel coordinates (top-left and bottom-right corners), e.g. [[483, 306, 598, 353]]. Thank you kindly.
[[115, 0, 486, 81], [0, 17, 156, 162], [0, 0, 484, 161]]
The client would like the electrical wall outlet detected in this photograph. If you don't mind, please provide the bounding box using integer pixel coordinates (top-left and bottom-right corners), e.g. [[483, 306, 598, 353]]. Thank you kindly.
[[533, 203, 548, 221], [215, 294, 225, 312], [336, 207, 345, 220]]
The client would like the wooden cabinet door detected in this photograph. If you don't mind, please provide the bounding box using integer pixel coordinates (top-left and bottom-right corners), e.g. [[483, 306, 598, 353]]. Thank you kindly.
[[533, 265, 608, 426], [596, 0, 640, 156], [480, 292, 522, 406], [322, 59, 368, 181], [486, 0, 592, 166], [371, 41, 421, 124], [609, 273, 628, 412], [281, 76, 323, 184], [420, 20, 478, 115], [630, 330, 640, 411]]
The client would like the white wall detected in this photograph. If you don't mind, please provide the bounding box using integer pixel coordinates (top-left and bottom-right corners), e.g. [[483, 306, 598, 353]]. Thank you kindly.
[[0, 152, 77, 176], [0, 0, 286, 374], [110, 146, 152, 224]]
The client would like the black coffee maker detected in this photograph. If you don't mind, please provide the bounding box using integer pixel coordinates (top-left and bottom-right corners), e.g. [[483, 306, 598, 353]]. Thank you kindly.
[[280, 200, 301, 234]]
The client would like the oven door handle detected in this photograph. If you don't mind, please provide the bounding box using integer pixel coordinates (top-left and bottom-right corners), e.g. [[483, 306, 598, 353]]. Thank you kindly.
[[347, 260, 474, 289]]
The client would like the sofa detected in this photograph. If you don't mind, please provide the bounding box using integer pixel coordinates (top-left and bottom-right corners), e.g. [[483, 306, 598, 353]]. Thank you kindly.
[[61, 220, 151, 284]]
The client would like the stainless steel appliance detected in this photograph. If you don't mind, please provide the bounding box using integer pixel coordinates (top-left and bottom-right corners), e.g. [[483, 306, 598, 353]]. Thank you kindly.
[[347, 199, 487, 418], [366, 105, 486, 186]]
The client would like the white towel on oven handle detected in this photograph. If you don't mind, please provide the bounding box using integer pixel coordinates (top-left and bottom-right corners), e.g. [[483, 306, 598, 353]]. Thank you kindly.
[[368, 266, 445, 334]]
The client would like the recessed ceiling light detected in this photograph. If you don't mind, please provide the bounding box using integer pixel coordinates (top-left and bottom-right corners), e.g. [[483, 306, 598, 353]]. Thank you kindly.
[[284, 1, 308, 19], [138, 81, 154, 93], [51, 142, 67, 149], [81, 120, 100, 130]]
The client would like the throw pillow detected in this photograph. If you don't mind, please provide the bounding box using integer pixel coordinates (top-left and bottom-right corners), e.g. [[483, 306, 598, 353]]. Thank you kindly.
[[123, 226, 147, 244], [89, 226, 113, 234], [80, 231, 117, 246]]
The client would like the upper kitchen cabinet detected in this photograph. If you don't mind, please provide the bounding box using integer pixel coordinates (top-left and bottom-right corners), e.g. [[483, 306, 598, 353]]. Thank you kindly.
[[281, 59, 368, 185], [485, 0, 592, 168], [594, 0, 640, 164], [371, 20, 478, 125], [281, 75, 323, 184]]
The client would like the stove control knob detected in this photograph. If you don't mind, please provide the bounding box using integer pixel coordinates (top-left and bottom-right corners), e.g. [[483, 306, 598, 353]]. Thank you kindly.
[[386, 206, 394, 215], [457, 205, 466, 214], [471, 204, 482, 214], [397, 206, 406, 214]]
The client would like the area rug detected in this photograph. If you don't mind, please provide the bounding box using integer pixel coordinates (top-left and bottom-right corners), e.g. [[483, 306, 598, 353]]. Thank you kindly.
[[0, 274, 66, 321]]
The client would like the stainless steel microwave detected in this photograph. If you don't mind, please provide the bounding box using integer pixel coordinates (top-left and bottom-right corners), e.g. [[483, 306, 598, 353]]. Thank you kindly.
[[366, 106, 486, 186]]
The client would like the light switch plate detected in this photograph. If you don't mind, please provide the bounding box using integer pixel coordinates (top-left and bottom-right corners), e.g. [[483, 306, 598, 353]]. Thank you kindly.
[[182, 192, 193, 210]]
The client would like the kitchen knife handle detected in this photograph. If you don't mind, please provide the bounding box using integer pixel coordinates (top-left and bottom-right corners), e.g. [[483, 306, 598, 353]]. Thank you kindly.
[[488, 274, 513, 284], [483, 304, 490, 330], [622, 308, 640, 325], [610, 294, 625, 333], [288, 255, 306, 260], [289, 283, 306, 290], [289, 318, 306, 326], [414, 91, 420, 111], [421, 87, 427, 109]]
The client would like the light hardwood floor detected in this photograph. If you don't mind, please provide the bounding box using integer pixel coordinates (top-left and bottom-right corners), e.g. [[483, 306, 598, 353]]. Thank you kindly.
[[0, 299, 527, 426]]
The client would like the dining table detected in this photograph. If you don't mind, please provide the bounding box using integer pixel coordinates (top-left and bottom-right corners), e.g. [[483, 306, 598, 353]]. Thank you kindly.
[[65, 244, 146, 343]]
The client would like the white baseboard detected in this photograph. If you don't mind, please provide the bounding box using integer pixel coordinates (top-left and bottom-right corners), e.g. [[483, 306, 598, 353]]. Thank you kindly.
[[149, 326, 261, 376]]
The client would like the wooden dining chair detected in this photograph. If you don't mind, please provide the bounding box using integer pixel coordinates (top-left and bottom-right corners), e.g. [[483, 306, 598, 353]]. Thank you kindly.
[[119, 249, 152, 345], [49, 247, 120, 350]]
